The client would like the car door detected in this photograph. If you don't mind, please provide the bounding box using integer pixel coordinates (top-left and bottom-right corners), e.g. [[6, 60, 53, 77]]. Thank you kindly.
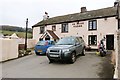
[[81, 39, 85, 50], [75, 38, 81, 55], [77, 37, 83, 53]]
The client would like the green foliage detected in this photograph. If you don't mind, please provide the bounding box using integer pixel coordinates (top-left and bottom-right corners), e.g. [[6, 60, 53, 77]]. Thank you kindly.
[[18, 48, 33, 57], [0, 30, 32, 38], [0, 25, 32, 33]]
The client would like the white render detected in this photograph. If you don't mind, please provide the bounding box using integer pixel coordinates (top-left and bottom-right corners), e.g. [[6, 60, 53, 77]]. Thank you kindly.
[[0, 38, 36, 62], [33, 27, 41, 42], [33, 17, 118, 49], [0, 38, 18, 62]]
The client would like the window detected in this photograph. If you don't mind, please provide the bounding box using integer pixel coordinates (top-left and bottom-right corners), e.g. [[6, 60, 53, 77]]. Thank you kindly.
[[40, 27, 45, 34], [88, 20, 97, 30], [61, 23, 68, 33], [52, 25, 56, 31], [51, 41, 55, 45], [88, 35, 97, 45], [45, 35, 50, 40]]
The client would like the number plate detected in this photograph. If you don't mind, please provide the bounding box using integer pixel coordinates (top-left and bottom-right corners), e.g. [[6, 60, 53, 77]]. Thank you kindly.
[[37, 50, 42, 52], [50, 55, 59, 57]]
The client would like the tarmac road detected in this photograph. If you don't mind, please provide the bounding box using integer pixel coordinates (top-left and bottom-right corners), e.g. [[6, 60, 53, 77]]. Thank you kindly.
[[2, 51, 114, 78]]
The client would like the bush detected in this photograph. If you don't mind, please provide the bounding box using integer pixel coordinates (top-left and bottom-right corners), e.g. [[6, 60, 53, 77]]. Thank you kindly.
[[18, 49, 32, 57]]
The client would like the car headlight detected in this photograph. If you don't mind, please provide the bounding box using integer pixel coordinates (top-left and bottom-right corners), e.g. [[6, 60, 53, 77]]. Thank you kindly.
[[62, 49, 69, 53], [46, 48, 50, 53]]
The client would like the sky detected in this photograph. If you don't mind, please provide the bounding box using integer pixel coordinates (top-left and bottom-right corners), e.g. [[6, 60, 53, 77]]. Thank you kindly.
[[0, 0, 116, 28]]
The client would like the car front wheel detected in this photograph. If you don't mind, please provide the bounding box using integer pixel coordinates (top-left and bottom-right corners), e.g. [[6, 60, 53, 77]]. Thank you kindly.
[[70, 52, 76, 63], [49, 59, 54, 63], [81, 49, 85, 56]]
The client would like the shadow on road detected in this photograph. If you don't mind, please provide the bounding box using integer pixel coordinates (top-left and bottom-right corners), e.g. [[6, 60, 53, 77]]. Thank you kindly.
[[98, 52, 114, 79]]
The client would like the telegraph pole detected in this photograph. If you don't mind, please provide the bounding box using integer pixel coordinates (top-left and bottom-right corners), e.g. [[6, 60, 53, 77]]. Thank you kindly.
[[25, 18, 28, 50]]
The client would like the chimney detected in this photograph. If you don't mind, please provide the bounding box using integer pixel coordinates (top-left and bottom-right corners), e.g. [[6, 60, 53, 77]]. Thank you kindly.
[[81, 7, 87, 13], [43, 12, 49, 20], [114, 2, 118, 7]]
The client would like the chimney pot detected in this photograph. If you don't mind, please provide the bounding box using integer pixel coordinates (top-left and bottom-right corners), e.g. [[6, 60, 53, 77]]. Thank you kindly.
[[43, 12, 49, 20]]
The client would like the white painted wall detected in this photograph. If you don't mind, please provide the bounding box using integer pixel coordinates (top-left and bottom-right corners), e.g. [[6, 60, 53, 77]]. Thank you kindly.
[[0, 63, 2, 80], [114, 30, 119, 79], [33, 17, 118, 49], [0, 38, 2, 79], [0, 38, 36, 62], [97, 17, 118, 49], [0, 38, 2, 62], [0, 38, 18, 62], [33, 27, 41, 42]]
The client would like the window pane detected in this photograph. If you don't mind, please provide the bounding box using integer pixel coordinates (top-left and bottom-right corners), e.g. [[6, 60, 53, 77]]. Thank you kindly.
[[52, 25, 56, 31], [40, 27, 45, 34], [88, 36, 91, 45], [88, 20, 97, 30], [61, 24, 64, 32], [88, 35, 97, 45], [93, 21, 97, 29], [64, 26, 66, 32], [65, 24, 68, 32], [61, 23, 68, 32], [91, 36, 94, 45], [89, 21, 92, 30]]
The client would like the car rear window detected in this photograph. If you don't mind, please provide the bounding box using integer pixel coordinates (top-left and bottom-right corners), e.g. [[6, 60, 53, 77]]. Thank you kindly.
[[37, 41, 49, 45]]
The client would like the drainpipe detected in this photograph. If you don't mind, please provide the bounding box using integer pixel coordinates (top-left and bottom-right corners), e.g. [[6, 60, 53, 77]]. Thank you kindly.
[[117, 2, 120, 29]]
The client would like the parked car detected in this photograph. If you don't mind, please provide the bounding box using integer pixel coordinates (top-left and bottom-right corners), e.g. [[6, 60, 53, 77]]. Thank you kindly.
[[34, 40, 55, 55], [46, 36, 85, 63]]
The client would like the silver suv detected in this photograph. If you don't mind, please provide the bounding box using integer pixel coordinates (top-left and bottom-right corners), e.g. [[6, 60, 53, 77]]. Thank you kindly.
[[46, 36, 85, 63]]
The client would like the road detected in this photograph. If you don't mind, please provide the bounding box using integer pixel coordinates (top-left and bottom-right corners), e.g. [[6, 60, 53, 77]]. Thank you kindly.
[[2, 52, 114, 78]]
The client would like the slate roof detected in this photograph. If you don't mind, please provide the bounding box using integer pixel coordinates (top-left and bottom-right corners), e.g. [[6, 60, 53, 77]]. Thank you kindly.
[[33, 7, 117, 27]]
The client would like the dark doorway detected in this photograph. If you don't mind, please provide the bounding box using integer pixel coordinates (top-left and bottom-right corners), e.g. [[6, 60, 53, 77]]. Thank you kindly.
[[106, 35, 114, 50], [45, 35, 50, 40]]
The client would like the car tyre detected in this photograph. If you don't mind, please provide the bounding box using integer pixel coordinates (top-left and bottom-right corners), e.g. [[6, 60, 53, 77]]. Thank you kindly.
[[70, 52, 76, 63], [49, 59, 54, 63], [81, 49, 85, 56], [35, 54, 39, 56]]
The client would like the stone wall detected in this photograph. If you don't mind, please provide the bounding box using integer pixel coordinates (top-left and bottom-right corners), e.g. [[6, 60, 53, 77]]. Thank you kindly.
[[17, 39, 36, 48]]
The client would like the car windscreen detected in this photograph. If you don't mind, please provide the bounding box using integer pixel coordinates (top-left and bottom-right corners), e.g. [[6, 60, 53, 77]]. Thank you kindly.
[[36, 41, 48, 45], [56, 37, 75, 45]]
